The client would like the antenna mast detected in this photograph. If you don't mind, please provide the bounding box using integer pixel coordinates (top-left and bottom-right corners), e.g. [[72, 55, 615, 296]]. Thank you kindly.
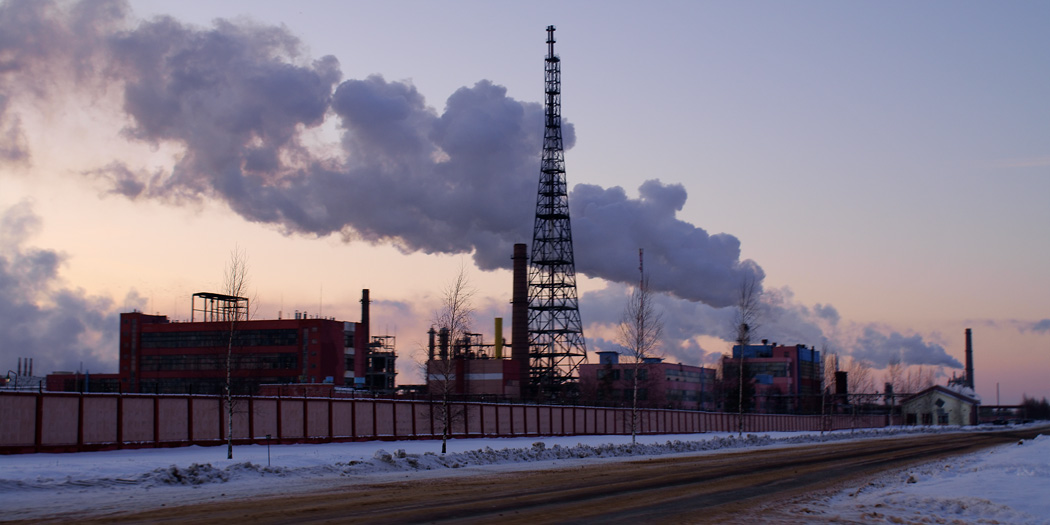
[[528, 25, 588, 399]]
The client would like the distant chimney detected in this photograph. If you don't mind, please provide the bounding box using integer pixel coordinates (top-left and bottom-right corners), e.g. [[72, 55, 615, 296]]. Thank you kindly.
[[354, 289, 371, 381], [511, 244, 530, 387], [835, 371, 848, 396], [494, 318, 504, 359], [964, 328, 974, 390]]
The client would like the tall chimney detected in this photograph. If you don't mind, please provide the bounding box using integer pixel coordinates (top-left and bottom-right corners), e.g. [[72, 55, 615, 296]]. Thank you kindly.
[[511, 244, 530, 389], [354, 289, 371, 383], [964, 328, 974, 390]]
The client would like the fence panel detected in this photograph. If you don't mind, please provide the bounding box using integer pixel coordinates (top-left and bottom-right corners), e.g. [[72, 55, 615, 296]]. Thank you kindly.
[[0, 394, 35, 446], [122, 397, 153, 442], [306, 400, 329, 438], [82, 396, 117, 444], [41, 396, 78, 446], [279, 399, 304, 439], [156, 397, 188, 442]]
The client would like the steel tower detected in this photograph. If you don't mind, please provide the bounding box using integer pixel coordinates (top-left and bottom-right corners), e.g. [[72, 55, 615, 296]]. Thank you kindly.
[[528, 25, 587, 398]]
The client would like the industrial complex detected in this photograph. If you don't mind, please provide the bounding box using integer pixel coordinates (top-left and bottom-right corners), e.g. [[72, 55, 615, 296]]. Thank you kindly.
[[7, 27, 992, 427]]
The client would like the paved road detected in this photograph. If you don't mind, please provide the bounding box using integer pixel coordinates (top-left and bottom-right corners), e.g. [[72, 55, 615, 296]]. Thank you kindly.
[[68, 427, 1048, 524]]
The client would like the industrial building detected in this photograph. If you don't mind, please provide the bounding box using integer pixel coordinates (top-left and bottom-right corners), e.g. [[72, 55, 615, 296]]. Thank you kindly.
[[722, 341, 823, 413], [901, 385, 979, 425], [578, 352, 717, 410], [425, 245, 530, 400], [47, 289, 396, 396]]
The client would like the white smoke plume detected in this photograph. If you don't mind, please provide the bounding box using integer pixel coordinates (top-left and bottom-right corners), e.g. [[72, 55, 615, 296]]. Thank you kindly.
[[0, 201, 142, 375], [0, 0, 960, 373]]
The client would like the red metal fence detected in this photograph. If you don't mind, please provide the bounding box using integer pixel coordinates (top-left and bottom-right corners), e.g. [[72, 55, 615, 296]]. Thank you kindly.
[[0, 391, 889, 454]]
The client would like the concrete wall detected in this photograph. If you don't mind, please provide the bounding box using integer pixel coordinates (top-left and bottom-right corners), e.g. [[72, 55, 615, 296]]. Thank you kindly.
[[0, 391, 890, 454]]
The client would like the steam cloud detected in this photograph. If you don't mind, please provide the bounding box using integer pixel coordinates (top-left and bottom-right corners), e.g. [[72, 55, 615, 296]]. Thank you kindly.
[[0, 0, 960, 372], [0, 202, 140, 375]]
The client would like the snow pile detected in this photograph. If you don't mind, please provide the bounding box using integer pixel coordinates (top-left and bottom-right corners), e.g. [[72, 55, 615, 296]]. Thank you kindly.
[[811, 433, 1050, 524], [0, 426, 965, 493]]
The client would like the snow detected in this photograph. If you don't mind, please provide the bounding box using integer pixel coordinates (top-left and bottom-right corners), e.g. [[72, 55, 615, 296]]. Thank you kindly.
[[1, 425, 1047, 522], [799, 431, 1050, 524]]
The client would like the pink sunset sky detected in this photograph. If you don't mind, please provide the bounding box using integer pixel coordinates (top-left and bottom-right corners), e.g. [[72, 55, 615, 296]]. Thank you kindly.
[[1, 0, 1047, 404]]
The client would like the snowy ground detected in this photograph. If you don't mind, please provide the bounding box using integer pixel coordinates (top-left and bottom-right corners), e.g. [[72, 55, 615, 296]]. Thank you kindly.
[[1, 424, 1047, 523], [789, 429, 1050, 524]]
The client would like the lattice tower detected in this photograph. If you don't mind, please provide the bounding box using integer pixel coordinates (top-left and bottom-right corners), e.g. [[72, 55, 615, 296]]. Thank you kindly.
[[528, 25, 588, 399]]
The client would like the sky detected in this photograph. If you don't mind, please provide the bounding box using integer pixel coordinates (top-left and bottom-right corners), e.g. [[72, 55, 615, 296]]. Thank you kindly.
[[1, 0, 1047, 403]]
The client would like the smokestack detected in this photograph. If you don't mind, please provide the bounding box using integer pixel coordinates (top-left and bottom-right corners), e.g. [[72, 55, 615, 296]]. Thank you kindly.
[[354, 289, 370, 382], [511, 244, 530, 387], [427, 326, 437, 361], [494, 318, 504, 359], [965, 328, 974, 390]]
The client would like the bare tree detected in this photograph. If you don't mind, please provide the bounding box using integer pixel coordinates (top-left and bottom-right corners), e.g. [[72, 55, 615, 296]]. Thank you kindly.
[[618, 249, 663, 445], [431, 263, 475, 454], [823, 350, 839, 396], [732, 274, 762, 436], [223, 247, 250, 460], [844, 356, 876, 396], [884, 358, 905, 395], [902, 364, 935, 394]]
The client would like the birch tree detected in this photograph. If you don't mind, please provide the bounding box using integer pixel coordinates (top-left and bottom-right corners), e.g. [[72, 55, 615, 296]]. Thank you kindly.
[[617, 249, 663, 445], [732, 274, 761, 436], [223, 247, 250, 460], [432, 264, 475, 454]]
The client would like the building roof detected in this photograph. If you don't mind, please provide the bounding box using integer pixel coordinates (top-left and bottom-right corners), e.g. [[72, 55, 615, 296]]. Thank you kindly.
[[901, 384, 980, 406]]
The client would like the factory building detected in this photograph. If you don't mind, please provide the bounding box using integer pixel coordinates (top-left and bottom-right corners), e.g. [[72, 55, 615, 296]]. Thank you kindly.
[[901, 385, 979, 425], [424, 244, 532, 400], [47, 289, 396, 395], [578, 352, 717, 410], [425, 321, 526, 400], [722, 341, 823, 413]]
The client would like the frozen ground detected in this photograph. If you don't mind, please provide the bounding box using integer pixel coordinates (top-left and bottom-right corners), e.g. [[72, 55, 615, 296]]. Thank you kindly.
[[791, 429, 1050, 524], [1, 424, 1047, 523]]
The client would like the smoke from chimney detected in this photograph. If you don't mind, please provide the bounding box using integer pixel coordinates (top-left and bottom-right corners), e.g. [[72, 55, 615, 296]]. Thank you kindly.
[[0, 3, 759, 309]]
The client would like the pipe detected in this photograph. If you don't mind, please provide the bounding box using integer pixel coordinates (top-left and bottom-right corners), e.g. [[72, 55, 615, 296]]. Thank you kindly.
[[964, 328, 974, 390], [494, 318, 503, 359]]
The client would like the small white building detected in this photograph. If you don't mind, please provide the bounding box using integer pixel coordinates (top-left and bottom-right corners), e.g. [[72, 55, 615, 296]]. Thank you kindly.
[[901, 385, 980, 426]]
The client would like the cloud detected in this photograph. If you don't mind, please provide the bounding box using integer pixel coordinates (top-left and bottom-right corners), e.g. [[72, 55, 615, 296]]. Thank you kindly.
[[0, 1, 761, 311], [1030, 319, 1050, 333], [851, 326, 962, 368], [0, 202, 142, 375]]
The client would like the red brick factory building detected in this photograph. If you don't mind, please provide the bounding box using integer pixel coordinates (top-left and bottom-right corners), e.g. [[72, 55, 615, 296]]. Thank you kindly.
[[47, 289, 396, 395]]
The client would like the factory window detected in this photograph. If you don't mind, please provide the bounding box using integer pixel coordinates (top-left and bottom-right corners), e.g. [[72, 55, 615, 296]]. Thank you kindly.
[[140, 353, 298, 371], [141, 329, 298, 349]]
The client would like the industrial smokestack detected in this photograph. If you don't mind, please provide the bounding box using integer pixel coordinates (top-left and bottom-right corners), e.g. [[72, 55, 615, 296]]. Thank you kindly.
[[511, 244, 530, 387], [494, 318, 504, 359], [354, 289, 371, 382], [964, 328, 974, 390]]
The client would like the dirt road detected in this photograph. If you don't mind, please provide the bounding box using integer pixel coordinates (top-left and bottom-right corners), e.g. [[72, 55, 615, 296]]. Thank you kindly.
[[61, 428, 1045, 524]]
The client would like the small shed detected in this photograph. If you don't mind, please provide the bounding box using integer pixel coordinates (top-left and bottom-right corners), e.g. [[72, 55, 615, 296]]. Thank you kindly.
[[901, 385, 980, 426]]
